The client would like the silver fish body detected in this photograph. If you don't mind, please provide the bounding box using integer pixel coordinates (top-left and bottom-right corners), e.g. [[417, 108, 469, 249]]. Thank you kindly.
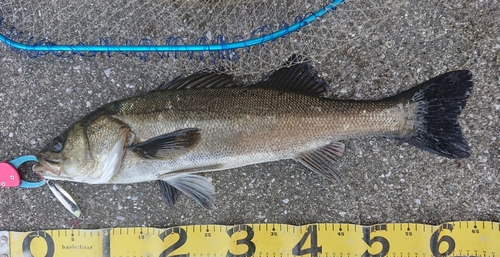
[[108, 87, 409, 182], [33, 60, 473, 209]]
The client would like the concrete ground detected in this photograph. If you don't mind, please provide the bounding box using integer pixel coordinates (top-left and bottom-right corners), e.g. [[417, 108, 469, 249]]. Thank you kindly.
[[0, 0, 498, 232]]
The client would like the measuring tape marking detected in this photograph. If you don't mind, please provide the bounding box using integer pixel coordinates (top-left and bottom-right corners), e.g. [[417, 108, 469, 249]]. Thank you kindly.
[[2, 221, 499, 257]]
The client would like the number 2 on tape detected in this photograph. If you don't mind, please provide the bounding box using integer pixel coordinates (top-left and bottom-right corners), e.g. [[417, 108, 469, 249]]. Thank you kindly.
[[159, 227, 189, 257]]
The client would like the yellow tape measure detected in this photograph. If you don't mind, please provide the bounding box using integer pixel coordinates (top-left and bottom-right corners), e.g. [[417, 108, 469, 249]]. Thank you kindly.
[[1, 221, 497, 257]]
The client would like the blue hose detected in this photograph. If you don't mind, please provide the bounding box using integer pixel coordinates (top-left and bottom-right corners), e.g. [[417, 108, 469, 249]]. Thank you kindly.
[[0, 0, 344, 53]]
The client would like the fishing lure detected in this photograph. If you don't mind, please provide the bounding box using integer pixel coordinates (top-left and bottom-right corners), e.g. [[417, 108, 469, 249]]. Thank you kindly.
[[47, 180, 83, 220]]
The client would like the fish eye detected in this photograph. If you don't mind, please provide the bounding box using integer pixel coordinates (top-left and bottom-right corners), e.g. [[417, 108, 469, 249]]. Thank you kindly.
[[51, 136, 64, 152]]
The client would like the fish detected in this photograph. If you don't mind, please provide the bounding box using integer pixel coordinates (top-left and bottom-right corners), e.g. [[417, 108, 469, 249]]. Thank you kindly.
[[33, 57, 473, 210]]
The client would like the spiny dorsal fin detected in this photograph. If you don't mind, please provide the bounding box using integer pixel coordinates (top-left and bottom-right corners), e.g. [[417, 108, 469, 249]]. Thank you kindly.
[[255, 55, 331, 97], [152, 72, 238, 91]]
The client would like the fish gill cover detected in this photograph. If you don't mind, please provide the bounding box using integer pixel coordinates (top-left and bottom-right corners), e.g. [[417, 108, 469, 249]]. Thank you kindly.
[[0, 0, 402, 76]]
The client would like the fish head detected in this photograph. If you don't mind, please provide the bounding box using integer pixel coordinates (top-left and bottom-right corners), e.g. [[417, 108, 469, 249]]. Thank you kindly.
[[34, 122, 93, 181], [34, 114, 132, 183]]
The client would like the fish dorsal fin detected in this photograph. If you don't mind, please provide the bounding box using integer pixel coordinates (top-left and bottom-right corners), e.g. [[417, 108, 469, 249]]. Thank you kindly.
[[255, 56, 331, 97], [295, 141, 345, 183], [152, 72, 238, 91]]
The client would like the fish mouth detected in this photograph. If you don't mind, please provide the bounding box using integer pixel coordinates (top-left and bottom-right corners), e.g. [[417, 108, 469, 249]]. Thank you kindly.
[[33, 155, 62, 176]]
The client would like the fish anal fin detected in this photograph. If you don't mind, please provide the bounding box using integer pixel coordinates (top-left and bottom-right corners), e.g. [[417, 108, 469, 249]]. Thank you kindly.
[[157, 180, 180, 207], [296, 142, 345, 183], [130, 128, 201, 159], [152, 72, 238, 91], [255, 55, 331, 97], [161, 174, 216, 210]]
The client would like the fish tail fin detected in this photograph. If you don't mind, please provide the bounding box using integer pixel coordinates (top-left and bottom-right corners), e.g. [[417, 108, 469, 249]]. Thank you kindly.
[[396, 70, 473, 158]]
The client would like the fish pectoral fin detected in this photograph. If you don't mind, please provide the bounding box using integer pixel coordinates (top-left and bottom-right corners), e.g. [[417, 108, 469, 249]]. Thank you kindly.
[[160, 174, 216, 210], [295, 141, 345, 183], [157, 180, 180, 207], [129, 128, 201, 159]]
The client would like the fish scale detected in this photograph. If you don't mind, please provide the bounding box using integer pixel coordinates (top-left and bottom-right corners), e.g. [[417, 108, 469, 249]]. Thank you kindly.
[[120, 89, 401, 142]]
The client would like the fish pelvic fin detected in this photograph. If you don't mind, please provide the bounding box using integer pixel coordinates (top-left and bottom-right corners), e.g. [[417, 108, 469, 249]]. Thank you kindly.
[[296, 142, 345, 183], [129, 128, 201, 159], [157, 180, 180, 207], [395, 70, 473, 158], [160, 174, 216, 210]]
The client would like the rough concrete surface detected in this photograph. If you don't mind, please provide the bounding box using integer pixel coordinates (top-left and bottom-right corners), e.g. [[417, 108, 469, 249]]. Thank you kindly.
[[0, 0, 499, 232]]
